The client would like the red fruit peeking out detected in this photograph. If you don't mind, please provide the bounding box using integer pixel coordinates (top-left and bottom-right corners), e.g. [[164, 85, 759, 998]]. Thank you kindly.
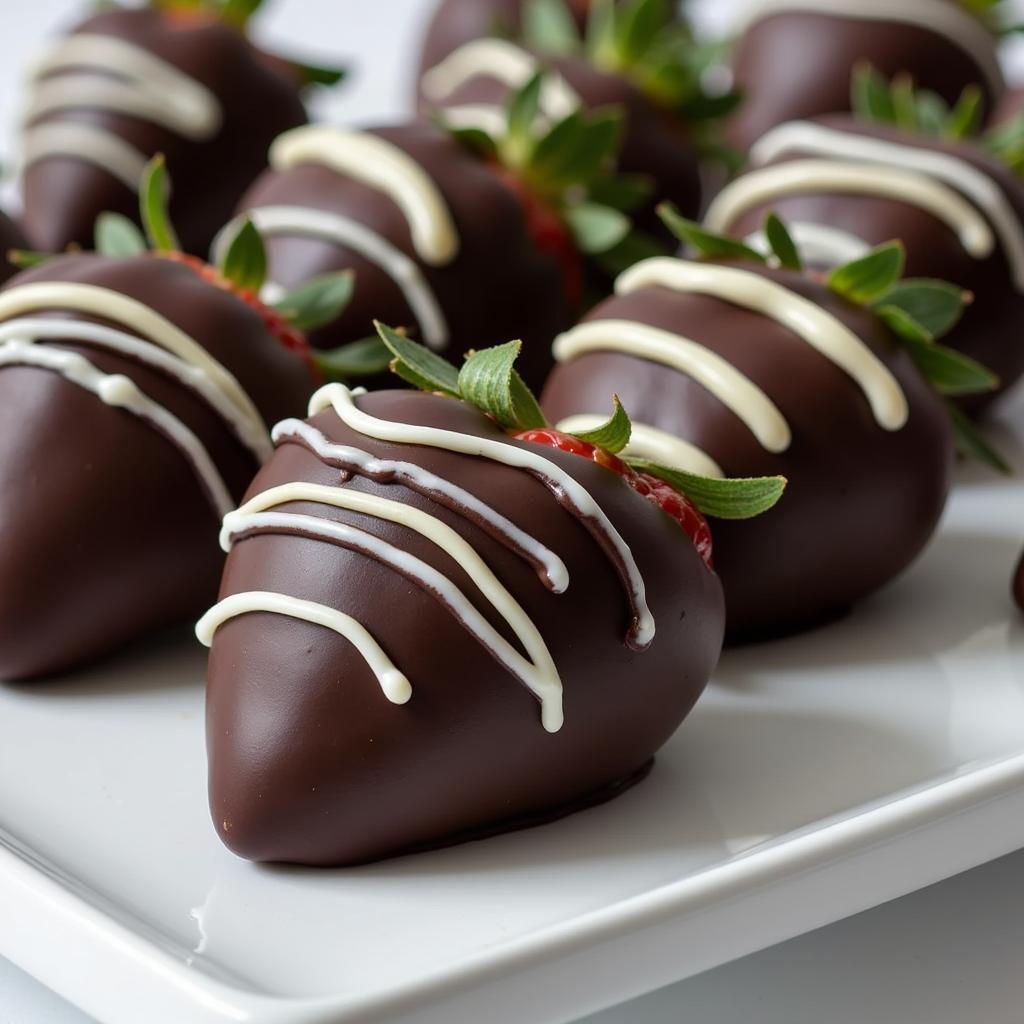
[[515, 428, 715, 567], [369, 324, 787, 573]]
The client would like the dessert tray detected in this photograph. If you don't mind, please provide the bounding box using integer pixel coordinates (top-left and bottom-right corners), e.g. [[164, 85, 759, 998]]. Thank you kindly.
[[2, 399, 1024, 1024]]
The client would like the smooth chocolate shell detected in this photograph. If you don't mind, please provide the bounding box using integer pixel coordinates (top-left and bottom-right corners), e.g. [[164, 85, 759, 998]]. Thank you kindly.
[[719, 114, 1024, 411], [206, 388, 724, 865], [237, 122, 573, 388], [0, 254, 313, 679], [727, 9, 1003, 153], [21, 7, 307, 256], [542, 264, 954, 639]]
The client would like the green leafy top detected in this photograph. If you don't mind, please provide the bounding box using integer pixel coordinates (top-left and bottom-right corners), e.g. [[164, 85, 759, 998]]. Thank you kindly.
[[447, 70, 638, 258], [373, 321, 786, 520], [12, 154, 354, 352], [658, 205, 1006, 472], [96, 1, 346, 89], [851, 65, 985, 141], [850, 65, 1024, 178], [521, 0, 740, 123]]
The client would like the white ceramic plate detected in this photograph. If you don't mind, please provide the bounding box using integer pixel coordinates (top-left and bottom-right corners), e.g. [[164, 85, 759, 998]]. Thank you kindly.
[[3, 395, 1024, 1024]]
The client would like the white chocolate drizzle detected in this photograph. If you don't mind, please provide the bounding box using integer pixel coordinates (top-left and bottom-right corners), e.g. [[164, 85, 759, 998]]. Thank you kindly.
[[23, 33, 222, 188], [0, 281, 275, 517], [218, 482, 565, 732], [309, 384, 654, 650], [703, 160, 995, 263], [272, 418, 569, 592], [0, 317, 271, 465], [555, 415, 725, 479], [744, 221, 872, 268], [748, 120, 1024, 290], [617, 258, 909, 431], [213, 205, 450, 351], [196, 592, 413, 707], [553, 319, 791, 453], [421, 38, 581, 121], [738, 0, 1004, 96], [0, 340, 233, 516], [199, 385, 662, 731], [271, 126, 460, 266]]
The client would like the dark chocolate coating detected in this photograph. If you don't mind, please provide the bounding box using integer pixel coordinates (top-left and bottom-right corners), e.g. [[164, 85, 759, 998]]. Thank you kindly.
[[21, 7, 307, 256], [720, 114, 1024, 411], [418, 0, 593, 74], [206, 389, 724, 865], [542, 264, 954, 639], [727, 9, 1003, 154], [990, 87, 1024, 129], [237, 122, 574, 388], [0, 213, 28, 285], [0, 254, 313, 679], [420, 50, 704, 233]]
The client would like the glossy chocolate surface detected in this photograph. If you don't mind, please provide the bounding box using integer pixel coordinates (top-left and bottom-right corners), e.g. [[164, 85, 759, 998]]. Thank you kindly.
[[722, 114, 1024, 410], [728, 10, 1002, 153], [206, 388, 724, 865], [542, 264, 954, 639], [238, 122, 574, 388], [0, 254, 313, 679], [21, 7, 307, 256]]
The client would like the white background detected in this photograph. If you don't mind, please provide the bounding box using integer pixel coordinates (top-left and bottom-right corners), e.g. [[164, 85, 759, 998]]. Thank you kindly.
[[1, 2, 1023, 1023]]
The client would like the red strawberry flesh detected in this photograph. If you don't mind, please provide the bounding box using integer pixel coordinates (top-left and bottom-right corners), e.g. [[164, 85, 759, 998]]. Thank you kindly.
[[514, 428, 714, 567]]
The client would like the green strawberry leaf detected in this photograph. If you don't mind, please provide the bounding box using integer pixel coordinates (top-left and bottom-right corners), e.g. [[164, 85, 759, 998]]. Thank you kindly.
[[764, 212, 802, 271], [7, 249, 55, 270], [288, 58, 347, 89], [627, 458, 788, 520], [219, 0, 264, 28], [274, 270, 354, 333], [522, 0, 582, 56], [564, 202, 631, 254], [218, 217, 268, 294], [851, 63, 897, 123], [871, 279, 968, 341], [506, 71, 546, 148], [948, 403, 1011, 474], [375, 321, 460, 396], [828, 241, 905, 304], [899, 335, 999, 395], [312, 336, 392, 382], [458, 340, 547, 431], [568, 395, 632, 453], [94, 212, 147, 258], [658, 202, 767, 263], [946, 84, 984, 139], [139, 154, 180, 253]]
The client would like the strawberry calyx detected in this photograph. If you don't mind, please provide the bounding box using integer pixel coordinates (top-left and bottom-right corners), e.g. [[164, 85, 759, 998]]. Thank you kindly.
[[157, 250, 317, 375], [514, 427, 714, 567]]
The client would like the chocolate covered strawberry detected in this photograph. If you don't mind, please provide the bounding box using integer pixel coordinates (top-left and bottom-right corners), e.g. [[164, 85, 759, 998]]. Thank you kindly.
[[197, 325, 783, 865], [727, 0, 1005, 152], [707, 70, 1024, 412], [417, 0, 739, 238], [0, 158, 351, 679], [18, 0, 342, 256], [224, 74, 642, 388], [543, 209, 998, 639]]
